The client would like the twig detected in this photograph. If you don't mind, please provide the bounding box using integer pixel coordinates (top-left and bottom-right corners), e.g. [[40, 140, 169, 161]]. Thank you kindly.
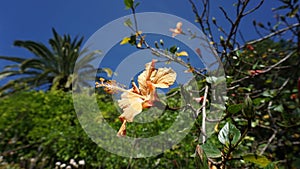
[[225, 0, 250, 49], [237, 23, 300, 50], [259, 130, 277, 155], [219, 7, 234, 25], [0, 144, 33, 156], [243, 0, 264, 16], [263, 51, 295, 73], [231, 51, 296, 84]]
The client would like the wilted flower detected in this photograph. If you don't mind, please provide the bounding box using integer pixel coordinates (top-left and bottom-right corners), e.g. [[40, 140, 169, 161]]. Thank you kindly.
[[170, 22, 183, 37]]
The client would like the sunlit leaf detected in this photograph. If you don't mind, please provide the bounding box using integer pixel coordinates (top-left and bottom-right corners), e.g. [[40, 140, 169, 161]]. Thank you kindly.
[[124, 0, 134, 9], [218, 122, 241, 146], [176, 51, 189, 57], [102, 68, 113, 77], [120, 37, 131, 45], [206, 76, 226, 85], [243, 154, 271, 168]]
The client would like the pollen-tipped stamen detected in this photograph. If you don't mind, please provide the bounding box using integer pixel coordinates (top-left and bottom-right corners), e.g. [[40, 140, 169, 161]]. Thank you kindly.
[[95, 78, 147, 99]]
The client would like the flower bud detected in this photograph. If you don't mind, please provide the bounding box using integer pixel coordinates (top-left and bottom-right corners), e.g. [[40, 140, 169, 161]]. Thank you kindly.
[[242, 95, 254, 119]]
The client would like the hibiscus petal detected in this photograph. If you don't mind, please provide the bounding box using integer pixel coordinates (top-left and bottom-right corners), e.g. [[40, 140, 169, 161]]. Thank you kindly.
[[150, 67, 176, 88], [117, 119, 127, 137], [118, 91, 143, 122], [138, 60, 157, 96]]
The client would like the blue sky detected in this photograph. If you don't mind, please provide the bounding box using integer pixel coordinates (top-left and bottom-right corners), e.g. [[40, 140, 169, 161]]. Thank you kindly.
[[0, 0, 277, 86], [0, 0, 276, 56]]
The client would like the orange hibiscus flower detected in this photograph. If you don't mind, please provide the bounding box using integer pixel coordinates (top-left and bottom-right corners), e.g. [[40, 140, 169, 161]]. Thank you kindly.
[[96, 59, 177, 137]]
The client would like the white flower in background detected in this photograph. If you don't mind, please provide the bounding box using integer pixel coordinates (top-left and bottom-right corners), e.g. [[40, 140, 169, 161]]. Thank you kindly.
[[78, 160, 85, 165], [60, 163, 66, 168]]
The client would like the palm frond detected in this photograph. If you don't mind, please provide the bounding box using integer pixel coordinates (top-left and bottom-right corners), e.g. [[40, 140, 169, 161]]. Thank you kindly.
[[0, 56, 26, 63]]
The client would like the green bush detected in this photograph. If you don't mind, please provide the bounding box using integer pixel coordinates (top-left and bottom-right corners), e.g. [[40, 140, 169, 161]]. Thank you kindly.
[[0, 90, 201, 168]]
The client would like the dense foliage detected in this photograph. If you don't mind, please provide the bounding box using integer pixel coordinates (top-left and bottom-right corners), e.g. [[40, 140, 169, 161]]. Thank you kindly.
[[0, 90, 203, 169]]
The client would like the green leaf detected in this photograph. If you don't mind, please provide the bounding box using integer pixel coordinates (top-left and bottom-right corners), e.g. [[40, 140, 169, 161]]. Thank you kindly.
[[135, 2, 140, 8], [201, 142, 222, 158], [102, 68, 113, 77], [242, 154, 271, 168], [274, 104, 284, 113], [264, 162, 278, 169], [124, 0, 134, 9], [262, 90, 276, 98], [195, 145, 209, 169], [206, 76, 226, 85], [218, 122, 241, 146], [124, 18, 133, 27], [227, 103, 243, 114], [206, 76, 217, 84], [253, 98, 267, 105], [169, 45, 178, 54], [211, 103, 226, 111], [129, 35, 137, 46]]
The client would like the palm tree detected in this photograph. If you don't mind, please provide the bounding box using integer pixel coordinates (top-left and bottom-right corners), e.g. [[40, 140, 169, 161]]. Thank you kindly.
[[0, 28, 109, 96]]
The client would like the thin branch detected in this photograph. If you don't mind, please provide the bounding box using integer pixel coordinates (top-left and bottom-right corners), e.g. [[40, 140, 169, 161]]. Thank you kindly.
[[0, 144, 33, 156], [201, 85, 209, 143], [243, 0, 264, 16], [259, 130, 277, 155], [231, 51, 296, 84], [188, 0, 217, 50], [219, 7, 234, 25], [237, 23, 300, 50], [263, 51, 296, 73]]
